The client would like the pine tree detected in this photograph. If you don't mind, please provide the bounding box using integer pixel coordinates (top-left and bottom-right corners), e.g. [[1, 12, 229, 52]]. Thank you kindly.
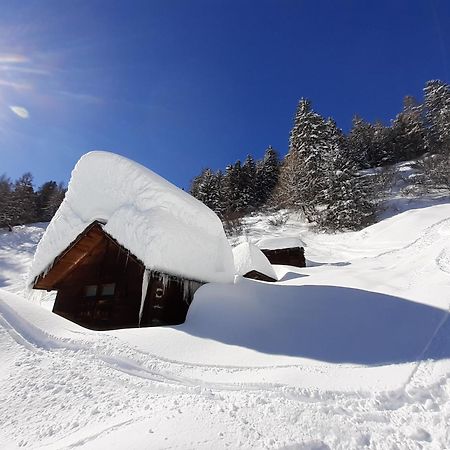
[[0, 175, 13, 228], [371, 121, 392, 166], [189, 168, 223, 214], [36, 181, 65, 222], [242, 155, 257, 209], [255, 145, 280, 207], [347, 116, 375, 169], [419, 80, 450, 190], [280, 98, 330, 219], [47, 182, 66, 219], [424, 80, 450, 155], [11, 173, 37, 225], [390, 96, 427, 162], [222, 162, 243, 214], [318, 120, 376, 230]]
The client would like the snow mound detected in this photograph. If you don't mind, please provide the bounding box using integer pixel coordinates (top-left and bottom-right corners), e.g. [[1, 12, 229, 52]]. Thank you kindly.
[[257, 236, 305, 250], [28, 151, 234, 284], [232, 242, 277, 280], [185, 280, 448, 365]]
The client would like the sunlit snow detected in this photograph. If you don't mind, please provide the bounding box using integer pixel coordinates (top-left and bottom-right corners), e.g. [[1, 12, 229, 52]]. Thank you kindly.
[[1, 199, 450, 449]]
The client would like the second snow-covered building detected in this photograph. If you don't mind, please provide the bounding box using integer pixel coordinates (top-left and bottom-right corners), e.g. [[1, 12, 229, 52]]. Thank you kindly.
[[29, 151, 234, 330]]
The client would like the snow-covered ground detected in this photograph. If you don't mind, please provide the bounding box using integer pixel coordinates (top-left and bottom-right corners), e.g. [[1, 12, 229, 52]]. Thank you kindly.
[[1, 200, 450, 449]]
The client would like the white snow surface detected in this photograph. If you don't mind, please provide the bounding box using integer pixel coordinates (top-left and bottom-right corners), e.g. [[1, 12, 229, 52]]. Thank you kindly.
[[256, 235, 305, 250], [232, 242, 277, 280], [1, 199, 450, 449], [28, 151, 234, 285]]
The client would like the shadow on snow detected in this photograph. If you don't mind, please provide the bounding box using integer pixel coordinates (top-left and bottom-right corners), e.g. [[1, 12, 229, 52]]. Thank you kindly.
[[182, 281, 449, 365]]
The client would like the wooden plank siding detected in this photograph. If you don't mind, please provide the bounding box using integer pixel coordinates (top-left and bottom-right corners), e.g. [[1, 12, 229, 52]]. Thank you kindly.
[[260, 247, 306, 268], [33, 222, 203, 330], [33, 222, 111, 290]]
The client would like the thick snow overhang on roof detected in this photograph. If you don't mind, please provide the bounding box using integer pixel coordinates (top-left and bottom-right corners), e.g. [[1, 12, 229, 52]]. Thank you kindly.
[[28, 151, 234, 285], [256, 236, 305, 250], [232, 242, 277, 281]]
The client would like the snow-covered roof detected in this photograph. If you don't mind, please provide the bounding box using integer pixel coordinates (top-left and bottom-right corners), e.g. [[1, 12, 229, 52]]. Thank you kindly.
[[256, 236, 305, 250], [28, 151, 234, 285], [233, 242, 277, 280]]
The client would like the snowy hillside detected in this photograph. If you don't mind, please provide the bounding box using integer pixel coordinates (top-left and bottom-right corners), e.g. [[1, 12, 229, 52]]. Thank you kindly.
[[1, 202, 450, 449], [0, 224, 47, 294]]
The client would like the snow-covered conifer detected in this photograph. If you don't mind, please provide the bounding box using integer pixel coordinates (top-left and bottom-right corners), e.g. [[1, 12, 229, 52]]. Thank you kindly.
[[242, 155, 257, 209], [390, 96, 427, 162], [424, 80, 450, 155], [0, 175, 14, 228], [347, 116, 375, 168], [11, 173, 37, 225], [189, 168, 223, 214], [278, 98, 329, 219], [318, 120, 376, 230], [36, 181, 66, 222], [418, 80, 450, 190], [255, 145, 280, 207]]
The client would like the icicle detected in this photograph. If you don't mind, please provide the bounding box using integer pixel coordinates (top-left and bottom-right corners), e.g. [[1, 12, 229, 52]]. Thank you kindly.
[[182, 280, 191, 304], [138, 269, 150, 326], [158, 272, 170, 291], [182, 279, 201, 304]]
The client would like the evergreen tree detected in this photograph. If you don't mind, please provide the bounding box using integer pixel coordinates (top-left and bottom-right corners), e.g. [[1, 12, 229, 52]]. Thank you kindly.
[[222, 162, 243, 214], [0, 175, 13, 228], [189, 168, 223, 214], [36, 181, 65, 222], [371, 121, 392, 166], [11, 173, 37, 225], [318, 120, 376, 230], [390, 96, 427, 162], [255, 145, 280, 207], [419, 80, 450, 190], [242, 154, 257, 209], [347, 116, 375, 169], [424, 80, 450, 155], [47, 182, 65, 219], [280, 98, 330, 219]]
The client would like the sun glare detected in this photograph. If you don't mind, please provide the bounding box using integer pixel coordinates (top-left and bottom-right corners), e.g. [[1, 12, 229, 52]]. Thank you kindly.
[[9, 105, 29, 119], [0, 52, 32, 121]]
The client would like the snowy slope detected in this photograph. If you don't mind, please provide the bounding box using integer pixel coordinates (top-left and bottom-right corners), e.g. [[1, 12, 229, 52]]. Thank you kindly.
[[1, 202, 450, 449], [0, 224, 47, 294]]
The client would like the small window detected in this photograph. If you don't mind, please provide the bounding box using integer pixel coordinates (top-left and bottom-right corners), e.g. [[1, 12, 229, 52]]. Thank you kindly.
[[85, 285, 97, 297], [101, 283, 115, 297]]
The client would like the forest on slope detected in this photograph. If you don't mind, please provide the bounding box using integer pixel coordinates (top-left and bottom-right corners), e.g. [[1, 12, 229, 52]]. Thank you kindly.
[[0, 175, 65, 229], [190, 80, 450, 232]]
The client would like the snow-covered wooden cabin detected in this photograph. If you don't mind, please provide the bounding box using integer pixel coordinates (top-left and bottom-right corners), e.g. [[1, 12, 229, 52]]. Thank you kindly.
[[29, 151, 234, 330], [256, 237, 306, 268], [233, 242, 277, 282]]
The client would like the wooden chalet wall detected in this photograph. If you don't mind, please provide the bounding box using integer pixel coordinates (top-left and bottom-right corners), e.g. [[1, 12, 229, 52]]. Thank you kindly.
[[260, 247, 306, 268], [34, 223, 203, 330]]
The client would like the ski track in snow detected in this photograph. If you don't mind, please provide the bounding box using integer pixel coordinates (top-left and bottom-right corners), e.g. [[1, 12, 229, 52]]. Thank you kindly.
[[436, 247, 450, 274], [1, 204, 450, 449], [1, 308, 449, 450]]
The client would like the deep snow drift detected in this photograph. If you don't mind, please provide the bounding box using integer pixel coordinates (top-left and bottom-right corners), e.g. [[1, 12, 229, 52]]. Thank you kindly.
[[28, 151, 234, 285], [232, 242, 277, 280], [1, 201, 450, 449]]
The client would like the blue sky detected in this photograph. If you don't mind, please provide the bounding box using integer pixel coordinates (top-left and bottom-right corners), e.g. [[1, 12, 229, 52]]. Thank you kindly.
[[0, 0, 449, 189]]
